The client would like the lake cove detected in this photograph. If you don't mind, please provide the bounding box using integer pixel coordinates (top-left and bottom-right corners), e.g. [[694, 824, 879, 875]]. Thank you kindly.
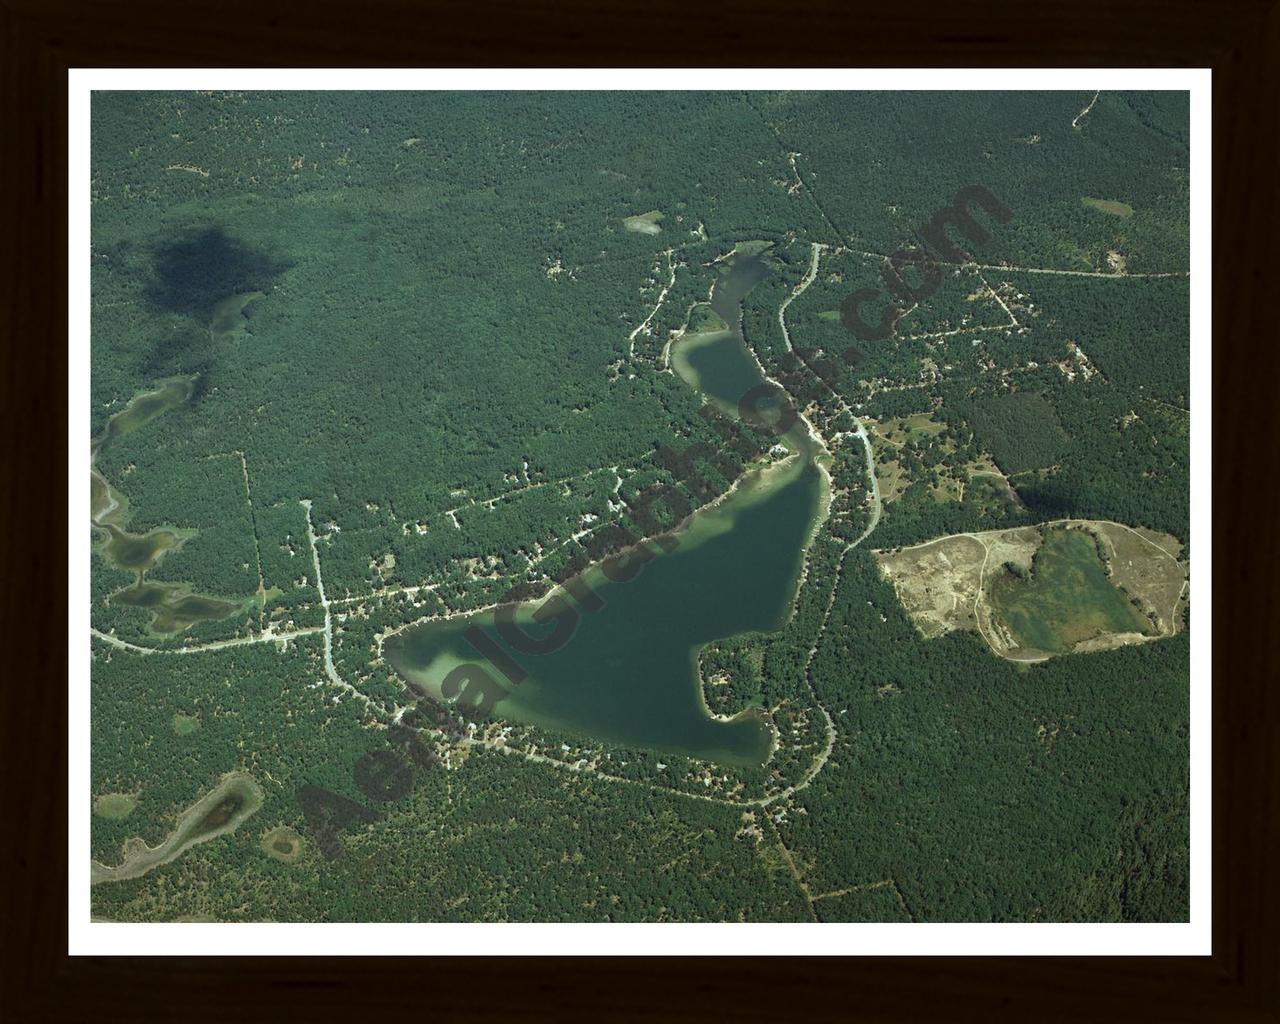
[[209, 290, 265, 340], [92, 462, 194, 577], [96, 522, 191, 574], [97, 376, 196, 447], [387, 254, 830, 767]]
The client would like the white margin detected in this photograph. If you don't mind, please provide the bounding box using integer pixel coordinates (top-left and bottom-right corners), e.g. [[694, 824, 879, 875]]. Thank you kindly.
[[70, 67, 1212, 957]]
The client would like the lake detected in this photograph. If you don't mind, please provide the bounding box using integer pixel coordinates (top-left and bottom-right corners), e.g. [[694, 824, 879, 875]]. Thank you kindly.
[[386, 254, 827, 766]]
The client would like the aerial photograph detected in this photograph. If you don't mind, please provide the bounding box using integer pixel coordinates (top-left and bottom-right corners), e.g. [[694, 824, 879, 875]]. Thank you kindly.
[[88, 89, 1191, 923]]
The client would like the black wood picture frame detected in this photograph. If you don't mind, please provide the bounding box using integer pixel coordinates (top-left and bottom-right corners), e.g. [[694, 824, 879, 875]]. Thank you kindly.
[[2, 2, 1275, 1019]]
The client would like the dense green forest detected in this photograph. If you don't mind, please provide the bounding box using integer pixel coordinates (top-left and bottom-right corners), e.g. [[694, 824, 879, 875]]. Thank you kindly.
[[90, 90, 1191, 923]]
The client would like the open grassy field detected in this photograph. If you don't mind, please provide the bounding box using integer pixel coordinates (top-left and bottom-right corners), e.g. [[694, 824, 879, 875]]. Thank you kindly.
[[171, 713, 201, 736], [867, 412, 961, 504], [876, 412, 948, 446], [93, 793, 139, 819], [622, 209, 664, 234]]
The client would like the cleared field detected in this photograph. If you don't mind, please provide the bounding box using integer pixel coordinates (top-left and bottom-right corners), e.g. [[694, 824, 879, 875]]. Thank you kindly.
[[876, 412, 947, 446], [1086, 521, 1189, 640], [260, 825, 305, 864], [172, 713, 201, 735], [867, 412, 960, 504], [877, 527, 1038, 642], [93, 792, 139, 820], [876, 520, 1187, 661], [874, 454, 912, 504], [1082, 197, 1134, 218], [622, 210, 663, 234]]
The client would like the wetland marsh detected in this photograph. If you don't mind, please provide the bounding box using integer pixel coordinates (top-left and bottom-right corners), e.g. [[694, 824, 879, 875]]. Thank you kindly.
[[91, 376, 245, 634]]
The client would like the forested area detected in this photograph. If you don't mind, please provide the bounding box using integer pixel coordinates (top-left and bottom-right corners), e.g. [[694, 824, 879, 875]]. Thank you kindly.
[[91, 89, 1191, 923], [793, 550, 1189, 921], [90, 637, 386, 864], [92, 738, 812, 923], [756, 90, 1189, 273]]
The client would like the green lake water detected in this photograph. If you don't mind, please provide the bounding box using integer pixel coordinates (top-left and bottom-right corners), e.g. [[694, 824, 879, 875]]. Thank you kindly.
[[99, 376, 195, 446], [96, 522, 188, 573], [386, 254, 826, 766], [990, 527, 1153, 654], [110, 581, 242, 634], [676, 257, 773, 409]]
